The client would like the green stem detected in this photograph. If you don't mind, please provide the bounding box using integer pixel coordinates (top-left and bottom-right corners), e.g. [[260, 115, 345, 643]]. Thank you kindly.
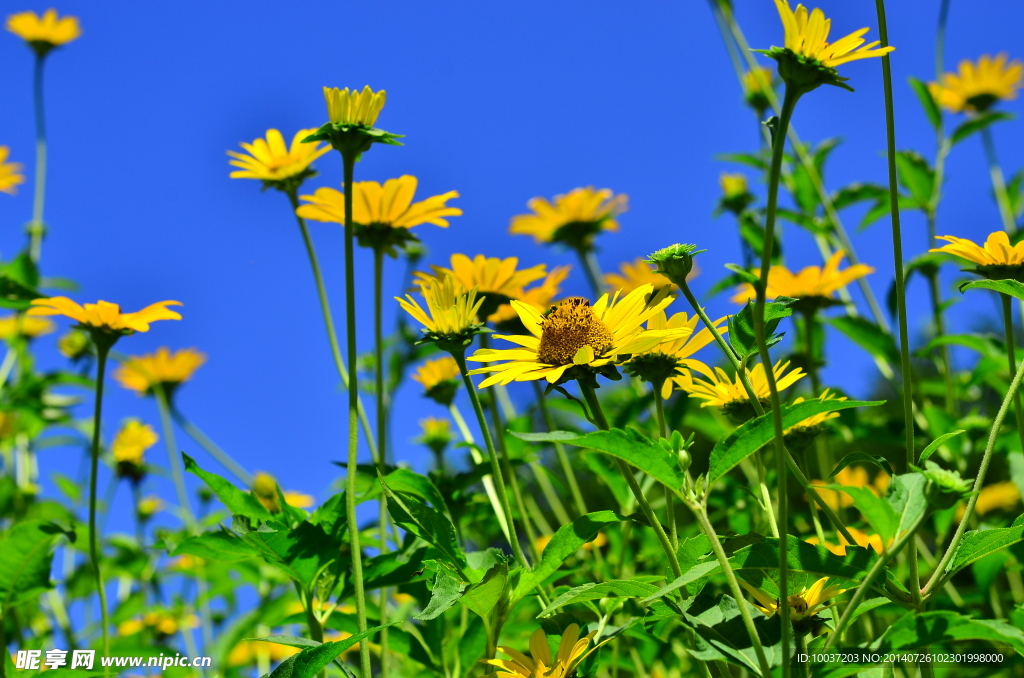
[[285, 188, 378, 461], [936, 0, 951, 81], [88, 343, 112, 672], [576, 246, 605, 298], [653, 384, 678, 552], [924, 341, 1024, 598], [29, 54, 47, 263], [1002, 294, 1024, 454], [981, 126, 1017, 234], [692, 504, 772, 678], [533, 382, 590, 518], [154, 386, 196, 531], [170, 408, 253, 486], [448, 401, 511, 542], [579, 382, 682, 579], [372, 247, 390, 678], [452, 352, 529, 568], [340, 151, 371, 678]]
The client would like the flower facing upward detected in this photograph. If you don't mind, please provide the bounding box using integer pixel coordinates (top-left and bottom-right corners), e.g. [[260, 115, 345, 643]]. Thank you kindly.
[[6, 9, 81, 53], [484, 624, 598, 678], [396, 274, 486, 348], [624, 310, 726, 398], [930, 54, 1023, 114], [467, 285, 680, 388], [412, 356, 462, 406], [931, 232, 1024, 281], [28, 298, 182, 340], [510, 187, 627, 250], [113, 348, 207, 397], [730, 250, 874, 312], [679, 360, 805, 415], [741, 577, 846, 622], [605, 258, 684, 295], [111, 420, 158, 466], [806, 527, 888, 556], [0, 147, 25, 195], [324, 86, 386, 127], [763, 1, 893, 93], [227, 129, 329, 189], [0, 314, 54, 340]]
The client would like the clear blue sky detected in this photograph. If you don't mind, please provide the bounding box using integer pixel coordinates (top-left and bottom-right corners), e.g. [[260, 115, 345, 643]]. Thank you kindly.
[[0, 0, 1021, 533]]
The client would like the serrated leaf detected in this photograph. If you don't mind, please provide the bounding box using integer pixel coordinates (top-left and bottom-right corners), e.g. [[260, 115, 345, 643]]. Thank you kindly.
[[825, 485, 898, 543], [0, 521, 64, 609], [727, 297, 796, 361], [946, 514, 1024, 575], [173, 531, 262, 562], [461, 562, 508, 619], [919, 429, 967, 463], [416, 563, 466, 621], [380, 476, 467, 572], [265, 624, 397, 678], [828, 452, 894, 480]]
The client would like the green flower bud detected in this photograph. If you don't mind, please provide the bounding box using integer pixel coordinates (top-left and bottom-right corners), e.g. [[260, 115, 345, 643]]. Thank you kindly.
[[647, 244, 707, 289]]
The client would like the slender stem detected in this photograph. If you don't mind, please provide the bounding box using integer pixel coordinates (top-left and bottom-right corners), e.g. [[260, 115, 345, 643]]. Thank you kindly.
[[449, 401, 511, 541], [533, 383, 590, 517], [372, 247, 390, 678], [88, 344, 112, 672], [154, 386, 196, 531], [340, 152, 371, 678], [653, 385, 678, 551], [579, 382, 682, 578], [936, 0, 951, 81], [924, 347, 1024, 597], [981, 127, 1017, 234], [576, 246, 605, 298], [452, 352, 529, 567], [29, 54, 47, 263], [1002, 294, 1024, 453], [692, 504, 772, 678], [171, 408, 253, 486], [285, 189, 378, 460], [924, 235, 956, 415]]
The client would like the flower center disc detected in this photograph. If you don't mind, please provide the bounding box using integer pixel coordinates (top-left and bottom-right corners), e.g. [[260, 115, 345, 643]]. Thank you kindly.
[[537, 298, 614, 366]]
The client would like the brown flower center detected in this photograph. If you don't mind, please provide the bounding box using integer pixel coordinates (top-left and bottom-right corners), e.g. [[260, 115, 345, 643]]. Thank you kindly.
[[537, 298, 614, 366]]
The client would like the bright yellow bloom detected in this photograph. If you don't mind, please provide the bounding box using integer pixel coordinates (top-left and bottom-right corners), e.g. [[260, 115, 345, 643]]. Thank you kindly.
[[785, 389, 846, 433], [418, 417, 453, 449], [0, 147, 25, 195], [137, 495, 164, 519], [6, 9, 81, 48], [28, 297, 182, 334], [930, 54, 1023, 114], [741, 576, 845, 622], [466, 285, 679, 388], [956, 481, 1020, 520], [810, 466, 890, 511], [412, 356, 461, 391], [510, 187, 627, 247], [113, 347, 207, 395], [283, 491, 314, 509], [679, 360, 805, 409], [229, 640, 301, 667], [0, 314, 54, 340], [58, 329, 90, 359], [227, 128, 329, 184], [298, 176, 461, 231], [731, 251, 873, 306], [111, 420, 158, 465], [772, 1, 893, 68], [118, 611, 197, 638], [252, 472, 281, 513], [806, 526, 889, 556], [931, 232, 1024, 270], [484, 624, 598, 678], [742, 67, 776, 110], [605, 258, 686, 295], [396, 274, 484, 340], [627, 311, 726, 399], [720, 173, 749, 199], [323, 86, 386, 127]]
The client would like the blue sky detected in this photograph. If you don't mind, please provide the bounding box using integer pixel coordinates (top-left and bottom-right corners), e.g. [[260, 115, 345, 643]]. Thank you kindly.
[[0, 0, 1021, 533]]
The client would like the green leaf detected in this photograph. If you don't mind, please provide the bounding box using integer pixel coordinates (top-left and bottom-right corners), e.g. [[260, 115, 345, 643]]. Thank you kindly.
[[461, 561, 509, 619], [537, 579, 661, 617], [959, 278, 1024, 302], [908, 76, 942, 130], [946, 514, 1024, 575], [239, 521, 343, 592], [515, 510, 624, 599], [887, 472, 930, 539], [246, 635, 319, 649], [377, 468, 449, 515], [380, 476, 467, 572], [880, 610, 1024, 653], [950, 111, 1014, 146], [266, 624, 397, 678], [823, 316, 899, 366], [0, 521, 64, 610], [511, 428, 684, 497], [0, 252, 42, 310], [707, 399, 883, 486], [673, 592, 789, 673], [172, 531, 262, 562], [830, 183, 887, 211], [727, 297, 796, 361], [828, 452, 894, 479], [825, 485, 898, 543], [639, 561, 721, 604], [922, 332, 1004, 359], [416, 562, 467, 621], [919, 429, 967, 463], [183, 453, 273, 522], [894, 150, 935, 208]]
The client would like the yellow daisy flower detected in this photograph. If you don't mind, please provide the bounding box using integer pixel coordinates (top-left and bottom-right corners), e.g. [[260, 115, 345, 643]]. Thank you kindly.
[[771, 1, 893, 68], [678, 360, 805, 412], [113, 347, 207, 396], [509, 187, 627, 249], [111, 420, 158, 466], [6, 9, 81, 51], [809, 466, 890, 512], [741, 576, 846, 622], [605, 258, 685, 295], [806, 526, 889, 556], [28, 297, 182, 335], [396, 274, 485, 343], [484, 624, 598, 678], [227, 128, 329, 187], [931, 232, 1024, 279], [785, 389, 847, 434], [0, 147, 25, 195], [412, 356, 461, 391], [742, 66, 776, 114], [466, 284, 679, 388], [930, 54, 1023, 114], [323, 86, 386, 127], [730, 250, 874, 310], [625, 310, 726, 398], [0, 314, 54, 340], [496, 265, 571, 329]]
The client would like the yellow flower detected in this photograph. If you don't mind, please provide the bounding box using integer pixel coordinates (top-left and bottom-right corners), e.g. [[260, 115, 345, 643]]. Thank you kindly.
[[113, 347, 206, 396], [0, 147, 25, 195], [679, 360, 805, 411], [625, 310, 726, 399], [28, 297, 182, 335], [58, 329, 90, 359], [605, 258, 687, 295], [137, 495, 164, 519], [229, 640, 301, 667], [785, 389, 847, 433], [111, 420, 158, 465], [467, 285, 679, 388], [806, 526, 889, 556], [742, 66, 776, 113], [396, 274, 485, 342], [957, 481, 1020, 519], [412, 356, 461, 391], [0, 314, 54, 340], [772, 1, 893, 68], [323, 86, 386, 127], [930, 232, 1024, 279], [118, 612, 196, 638], [930, 54, 1023, 114], [501, 266, 571, 328], [730, 250, 874, 309], [418, 417, 453, 455], [720, 173, 749, 199], [252, 472, 281, 513], [227, 128, 329, 186], [6, 9, 81, 50], [283, 491, 314, 509], [741, 576, 846, 622], [484, 624, 598, 678], [510, 187, 627, 249], [809, 466, 889, 512]]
